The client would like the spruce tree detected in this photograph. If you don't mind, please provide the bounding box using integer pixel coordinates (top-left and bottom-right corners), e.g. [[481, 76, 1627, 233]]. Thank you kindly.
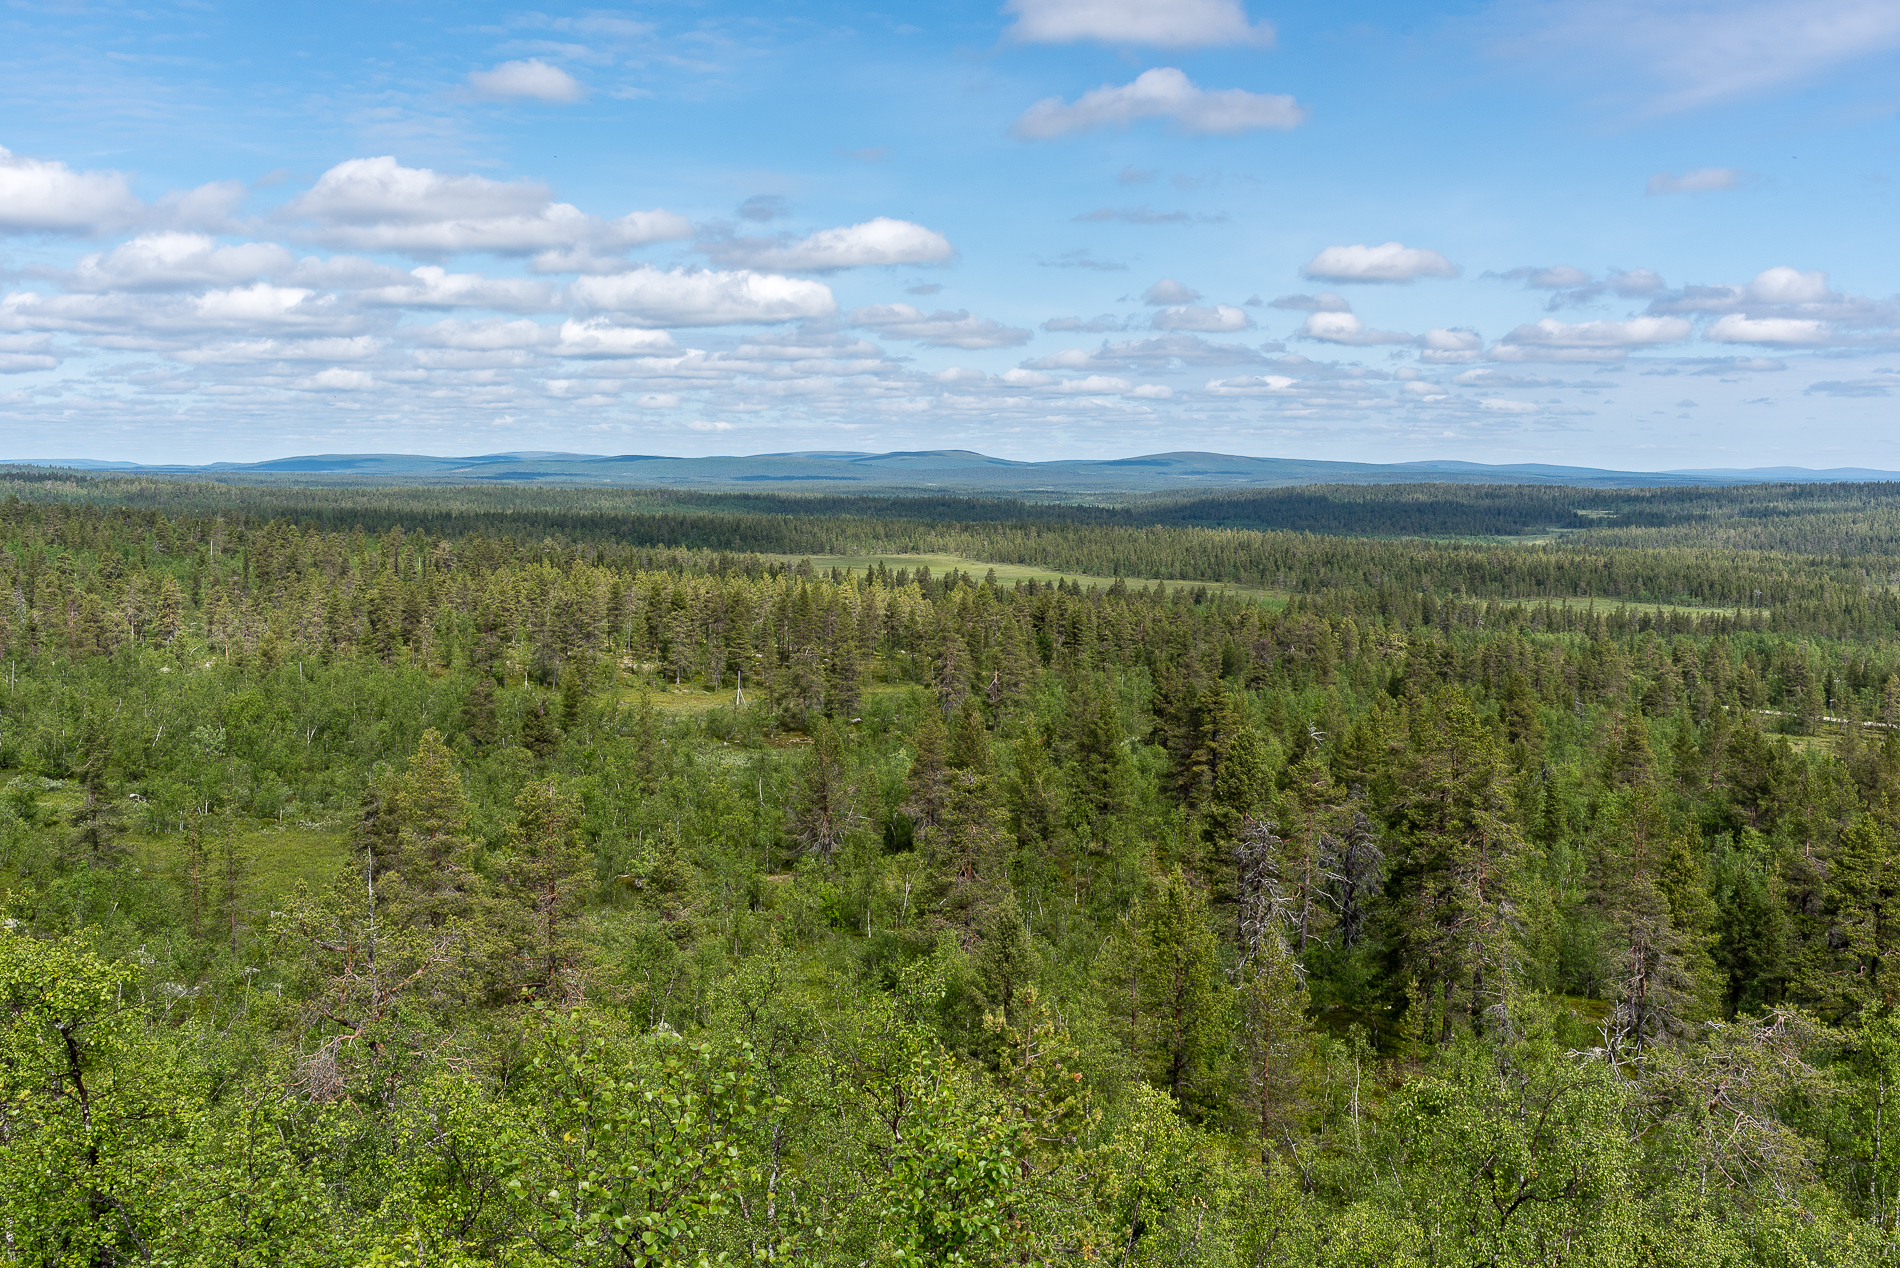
[[65, 714, 126, 868], [506, 779, 590, 1003]]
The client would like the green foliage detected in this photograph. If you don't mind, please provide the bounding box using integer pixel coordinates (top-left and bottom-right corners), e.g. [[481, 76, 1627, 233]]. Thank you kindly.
[[6, 479, 1900, 1261]]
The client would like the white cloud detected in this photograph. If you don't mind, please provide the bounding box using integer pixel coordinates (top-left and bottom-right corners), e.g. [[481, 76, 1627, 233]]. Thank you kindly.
[[1492, 0, 1900, 116], [362, 266, 562, 311], [1004, 0, 1273, 47], [1747, 266, 1830, 303], [1002, 368, 1056, 387], [1418, 327, 1484, 363], [1143, 278, 1201, 304], [153, 181, 249, 232], [1303, 242, 1459, 284], [174, 336, 383, 364], [410, 318, 556, 350], [1646, 167, 1745, 194], [701, 218, 954, 271], [1499, 316, 1692, 349], [1131, 383, 1174, 398], [0, 146, 143, 235], [689, 419, 736, 432], [637, 393, 681, 408], [852, 304, 1032, 348], [0, 334, 58, 373], [1299, 311, 1412, 345], [571, 266, 836, 326], [1206, 374, 1295, 395], [1054, 374, 1134, 393], [1478, 397, 1540, 414], [294, 367, 375, 392], [287, 157, 689, 257], [467, 59, 586, 103], [1706, 314, 1834, 344], [1270, 292, 1351, 312], [66, 232, 293, 292], [1501, 264, 1593, 288], [553, 318, 679, 357], [1011, 68, 1305, 140], [1611, 268, 1665, 296], [1152, 303, 1251, 333]]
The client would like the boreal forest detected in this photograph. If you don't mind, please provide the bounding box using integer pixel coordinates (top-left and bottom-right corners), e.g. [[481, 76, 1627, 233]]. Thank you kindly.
[[17, 472, 1900, 1265]]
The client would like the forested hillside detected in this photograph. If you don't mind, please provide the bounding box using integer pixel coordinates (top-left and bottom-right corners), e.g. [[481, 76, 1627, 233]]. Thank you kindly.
[[9, 485, 1900, 1263]]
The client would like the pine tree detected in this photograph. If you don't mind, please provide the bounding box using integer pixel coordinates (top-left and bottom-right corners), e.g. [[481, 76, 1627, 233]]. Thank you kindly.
[[1235, 932, 1308, 1154], [1384, 690, 1528, 1042], [1591, 782, 1705, 1051]]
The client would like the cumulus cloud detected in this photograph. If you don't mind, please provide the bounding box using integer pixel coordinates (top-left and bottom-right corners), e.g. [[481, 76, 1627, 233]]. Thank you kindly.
[[1705, 314, 1833, 344], [553, 319, 679, 357], [1003, 0, 1274, 47], [287, 157, 690, 258], [467, 59, 586, 103], [1485, 315, 1694, 363], [1152, 304, 1251, 333], [1418, 328, 1484, 363], [852, 304, 1032, 349], [153, 181, 250, 233], [361, 266, 561, 312], [1479, 397, 1540, 414], [1270, 292, 1351, 312], [1024, 332, 1262, 372], [1747, 266, 1830, 303], [0, 146, 143, 235], [1298, 311, 1412, 345], [65, 232, 294, 292], [1206, 374, 1295, 395], [1011, 68, 1305, 140], [173, 336, 384, 365], [0, 334, 59, 373], [1143, 278, 1201, 304], [571, 266, 836, 327], [1611, 268, 1666, 296], [1500, 316, 1691, 352], [1044, 314, 1130, 332], [1646, 167, 1745, 194], [700, 218, 954, 271], [1302, 242, 1459, 284]]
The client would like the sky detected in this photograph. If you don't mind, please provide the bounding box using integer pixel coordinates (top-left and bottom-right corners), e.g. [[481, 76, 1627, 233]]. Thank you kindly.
[[1, 0, 1898, 469]]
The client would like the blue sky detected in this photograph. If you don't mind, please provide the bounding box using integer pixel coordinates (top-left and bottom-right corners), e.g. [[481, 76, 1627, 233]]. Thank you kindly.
[[1, 0, 1898, 468]]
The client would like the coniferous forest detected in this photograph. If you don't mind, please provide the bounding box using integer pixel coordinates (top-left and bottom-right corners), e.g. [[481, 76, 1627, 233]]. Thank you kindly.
[[18, 475, 1900, 1264]]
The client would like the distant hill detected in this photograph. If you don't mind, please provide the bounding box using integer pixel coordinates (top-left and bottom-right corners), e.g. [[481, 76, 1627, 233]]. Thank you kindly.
[[7, 449, 1898, 494]]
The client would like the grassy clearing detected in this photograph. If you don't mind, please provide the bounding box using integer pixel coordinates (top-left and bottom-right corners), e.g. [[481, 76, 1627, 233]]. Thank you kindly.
[[128, 824, 351, 900], [1493, 595, 1745, 619], [768, 552, 1287, 607]]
